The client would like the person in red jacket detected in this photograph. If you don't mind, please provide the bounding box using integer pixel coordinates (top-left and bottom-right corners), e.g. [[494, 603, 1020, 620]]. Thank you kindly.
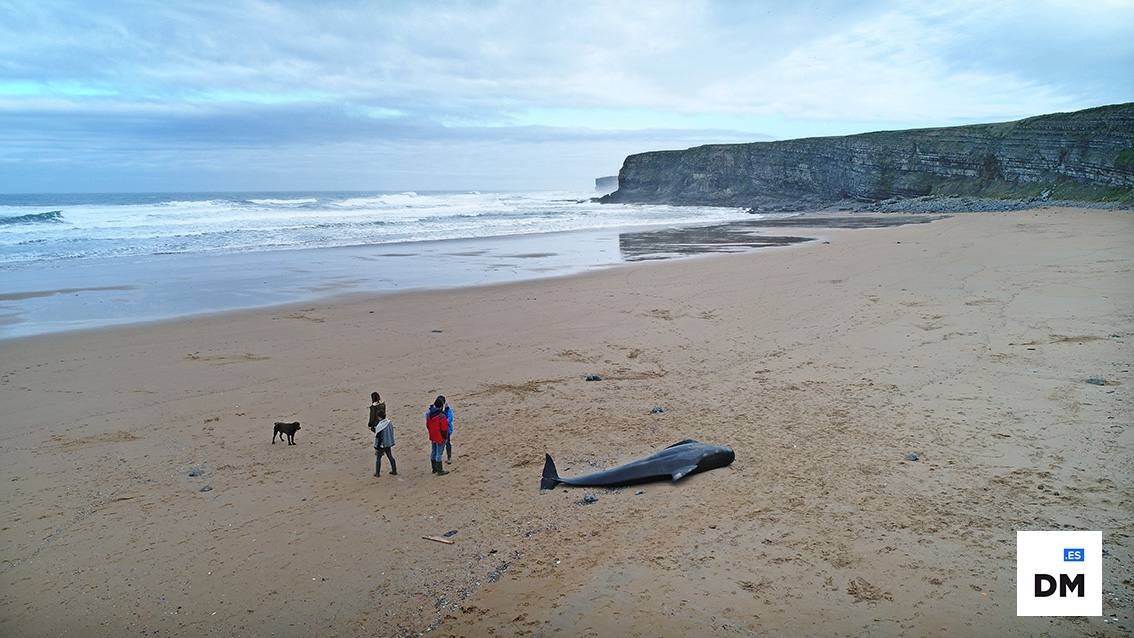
[[426, 395, 450, 476]]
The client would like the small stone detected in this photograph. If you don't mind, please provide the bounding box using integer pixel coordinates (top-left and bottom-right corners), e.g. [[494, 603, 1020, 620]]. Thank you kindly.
[[443, 530, 458, 538], [904, 452, 920, 462], [1086, 377, 1106, 386], [199, 485, 213, 492], [188, 466, 204, 477], [650, 406, 665, 414], [584, 375, 602, 382], [635, 490, 645, 495], [582, 493, 598, 504], [431, 329, 443, 333]]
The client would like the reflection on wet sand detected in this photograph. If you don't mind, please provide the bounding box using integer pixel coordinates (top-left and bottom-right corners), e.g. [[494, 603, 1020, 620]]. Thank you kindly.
[[618, 215, 943, 260], [619, 227, 812, 261], [0, 285, 136, 301]]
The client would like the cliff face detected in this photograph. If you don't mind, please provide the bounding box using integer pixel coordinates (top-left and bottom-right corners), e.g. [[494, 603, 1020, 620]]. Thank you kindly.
[[603, 103, 1134, 206]]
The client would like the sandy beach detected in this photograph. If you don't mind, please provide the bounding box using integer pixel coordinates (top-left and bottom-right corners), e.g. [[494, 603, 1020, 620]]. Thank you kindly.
[[1, 208, 1131, 636]]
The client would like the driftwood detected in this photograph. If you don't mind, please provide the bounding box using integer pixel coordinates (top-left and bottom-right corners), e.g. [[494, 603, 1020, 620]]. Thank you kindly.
[[422, 535, 454, 545]]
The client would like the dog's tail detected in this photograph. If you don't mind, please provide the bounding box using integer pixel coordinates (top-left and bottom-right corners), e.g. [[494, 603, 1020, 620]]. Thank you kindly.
[[540, 453, 561, 491]]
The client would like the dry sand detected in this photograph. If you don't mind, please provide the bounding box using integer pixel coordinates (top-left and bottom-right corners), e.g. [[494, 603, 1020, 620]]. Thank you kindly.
[[1, 208, 1131, 637]]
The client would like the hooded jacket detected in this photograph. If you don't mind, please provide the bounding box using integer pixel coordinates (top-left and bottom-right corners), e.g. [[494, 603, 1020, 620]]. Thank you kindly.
[[426, 405, 450, 443], [373, 419, 395, 448]]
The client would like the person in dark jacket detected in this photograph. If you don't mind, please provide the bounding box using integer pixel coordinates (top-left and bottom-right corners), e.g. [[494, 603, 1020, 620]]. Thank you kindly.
[[443, 401, 455, 463], [426, 395, 450, 476], [368, 392, 397, 477]]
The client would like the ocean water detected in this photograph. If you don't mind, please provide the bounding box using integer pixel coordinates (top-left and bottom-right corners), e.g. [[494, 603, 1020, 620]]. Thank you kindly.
[[0, 191, 754, 337], [0, 191, 748, 267]]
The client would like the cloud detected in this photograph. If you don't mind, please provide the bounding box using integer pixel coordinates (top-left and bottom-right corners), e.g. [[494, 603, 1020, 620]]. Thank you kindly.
[[0, 0, 1130, 191], [6, 1, 1130, 119]]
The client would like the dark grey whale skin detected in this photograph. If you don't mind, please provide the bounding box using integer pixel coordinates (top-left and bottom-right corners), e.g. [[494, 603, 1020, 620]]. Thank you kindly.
[[540, 439, 734, 490]]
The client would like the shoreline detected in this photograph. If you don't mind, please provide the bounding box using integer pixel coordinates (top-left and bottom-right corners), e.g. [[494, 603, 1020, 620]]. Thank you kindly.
[[0, 212, 936, 340], [1, 207, 1130, 636], [0, 223, 826, 346], [0, 225, 630, 339]]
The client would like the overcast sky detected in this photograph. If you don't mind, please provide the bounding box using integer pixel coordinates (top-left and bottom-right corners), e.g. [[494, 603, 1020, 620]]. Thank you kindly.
[[1, 0, 1131, 193]]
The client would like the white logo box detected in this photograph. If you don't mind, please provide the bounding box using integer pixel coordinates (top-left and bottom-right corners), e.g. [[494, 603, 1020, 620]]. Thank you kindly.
[[1016, 530, 1102, 616]]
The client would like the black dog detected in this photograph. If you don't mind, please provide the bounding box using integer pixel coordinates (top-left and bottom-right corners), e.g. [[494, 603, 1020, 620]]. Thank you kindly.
[[272, 421, 301, 445]]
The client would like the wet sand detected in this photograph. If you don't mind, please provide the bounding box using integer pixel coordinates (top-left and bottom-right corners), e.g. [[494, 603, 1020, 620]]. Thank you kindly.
[[616, 215, 940, 260], [0, 214, 935, 339], [1, 208, 1131, 636]]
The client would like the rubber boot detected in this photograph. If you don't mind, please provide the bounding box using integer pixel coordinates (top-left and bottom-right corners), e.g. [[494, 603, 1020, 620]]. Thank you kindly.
[[433, 460, 449, 476], [388, 457, 398, 476], [431, 460, 438, 474], [374, 455, 381, 477]]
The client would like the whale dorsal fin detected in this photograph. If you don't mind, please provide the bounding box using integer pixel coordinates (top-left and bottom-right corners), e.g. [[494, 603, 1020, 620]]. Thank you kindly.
[[671, 464, 699, 481], [665, 439, 697, 449]]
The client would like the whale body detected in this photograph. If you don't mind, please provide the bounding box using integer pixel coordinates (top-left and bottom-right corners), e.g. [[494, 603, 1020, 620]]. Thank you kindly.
[[540, 439, 734, 490]]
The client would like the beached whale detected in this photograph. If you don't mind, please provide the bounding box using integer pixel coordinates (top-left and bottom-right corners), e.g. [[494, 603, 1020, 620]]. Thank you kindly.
[[540, 439, 734, 490]]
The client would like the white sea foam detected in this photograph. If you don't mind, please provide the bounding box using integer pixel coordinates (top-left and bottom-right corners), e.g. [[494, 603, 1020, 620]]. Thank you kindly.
[[246, 198, 319, 205], [0, 191, 750, 266]]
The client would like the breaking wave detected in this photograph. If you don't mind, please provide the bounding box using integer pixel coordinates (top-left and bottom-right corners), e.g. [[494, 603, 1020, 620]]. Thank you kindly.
[[0, 210, 64, 226], [244, 198, 319, 206], [0, 191, 750, 266]]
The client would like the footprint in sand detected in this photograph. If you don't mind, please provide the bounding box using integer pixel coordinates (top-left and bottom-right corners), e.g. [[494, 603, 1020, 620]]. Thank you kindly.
[[281, 312, 325, 323], [52, 431, 142, 449], [470, 379, 562, 398], [186, 352, 271, 365], [555, 350, 599, 363], [1048, 334, 1103, 344], [847, 577, 893, 603]]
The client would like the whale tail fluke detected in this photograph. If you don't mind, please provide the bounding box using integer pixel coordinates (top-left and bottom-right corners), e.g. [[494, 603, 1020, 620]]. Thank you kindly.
[[540, 453, 560, 490]]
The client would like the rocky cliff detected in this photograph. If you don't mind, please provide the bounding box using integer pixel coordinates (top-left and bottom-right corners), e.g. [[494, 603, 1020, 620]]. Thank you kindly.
[[602, 103, 1134, 207]]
